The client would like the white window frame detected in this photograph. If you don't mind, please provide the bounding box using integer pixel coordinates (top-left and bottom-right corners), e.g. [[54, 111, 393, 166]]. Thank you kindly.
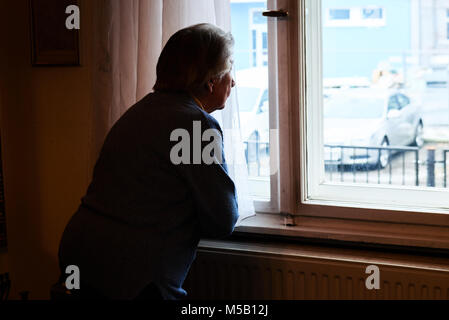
[[247, 0, 280, 214], [237, 0, 449, 251]]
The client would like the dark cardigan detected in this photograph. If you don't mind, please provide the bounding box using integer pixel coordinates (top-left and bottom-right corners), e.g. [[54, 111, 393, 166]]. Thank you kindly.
[[58, 91, 239, 299]]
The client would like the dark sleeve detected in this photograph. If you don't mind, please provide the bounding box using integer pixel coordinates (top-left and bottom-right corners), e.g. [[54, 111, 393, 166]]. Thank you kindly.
[[175, 114, 239, 238]]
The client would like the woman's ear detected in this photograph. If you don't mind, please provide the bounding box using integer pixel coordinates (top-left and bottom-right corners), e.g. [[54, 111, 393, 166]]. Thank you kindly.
[[206, 79, 214, 94]]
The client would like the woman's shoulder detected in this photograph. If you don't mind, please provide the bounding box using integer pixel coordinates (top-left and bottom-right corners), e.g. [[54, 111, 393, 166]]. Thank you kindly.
[[144, 91, 199, 114], [145, 91, 221, 129]]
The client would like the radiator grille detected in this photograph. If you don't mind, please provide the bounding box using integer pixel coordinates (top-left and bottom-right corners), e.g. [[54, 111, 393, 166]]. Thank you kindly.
[[184, 246, 449, 300]]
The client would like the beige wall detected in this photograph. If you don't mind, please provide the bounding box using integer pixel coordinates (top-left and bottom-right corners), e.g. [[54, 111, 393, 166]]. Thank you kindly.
[[0, 0, 93, 299]]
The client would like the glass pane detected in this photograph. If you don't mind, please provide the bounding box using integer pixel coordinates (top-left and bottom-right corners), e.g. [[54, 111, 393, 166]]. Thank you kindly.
[[231, 0, 270, 199], [322, 0, 449, 189]]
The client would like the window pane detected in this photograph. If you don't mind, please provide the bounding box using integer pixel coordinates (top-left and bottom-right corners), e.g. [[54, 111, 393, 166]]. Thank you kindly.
[[231, 0, 270, 199], [321, 0, 449, 191]]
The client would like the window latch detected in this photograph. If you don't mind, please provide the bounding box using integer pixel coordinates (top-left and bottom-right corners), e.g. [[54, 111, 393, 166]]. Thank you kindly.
[[282, 213, 296, 227], [262, 10, 289, 18]]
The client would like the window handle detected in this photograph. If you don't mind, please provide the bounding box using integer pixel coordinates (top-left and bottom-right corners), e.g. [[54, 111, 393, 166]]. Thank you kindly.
[[262, 10, 289, 18]]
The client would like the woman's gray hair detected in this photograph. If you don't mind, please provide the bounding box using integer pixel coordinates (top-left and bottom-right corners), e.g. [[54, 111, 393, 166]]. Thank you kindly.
[[153, 23, 234, 93]]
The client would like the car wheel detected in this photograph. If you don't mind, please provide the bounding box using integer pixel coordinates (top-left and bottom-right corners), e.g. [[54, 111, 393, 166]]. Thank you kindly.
[[378, 138, 390, 169], [412, 122, 424, 148]]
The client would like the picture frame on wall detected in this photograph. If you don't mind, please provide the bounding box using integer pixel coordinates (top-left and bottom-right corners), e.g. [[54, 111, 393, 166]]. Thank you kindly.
[[29, 0, 80, 66]]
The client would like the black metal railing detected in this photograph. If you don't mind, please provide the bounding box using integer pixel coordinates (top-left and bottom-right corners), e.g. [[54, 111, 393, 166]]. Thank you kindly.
[[444, 150, 449, 188], [429, 149, 449, 188], [244, 140, 269, 176], [324, 144, 420, 186], [244, 141, 449, 188]]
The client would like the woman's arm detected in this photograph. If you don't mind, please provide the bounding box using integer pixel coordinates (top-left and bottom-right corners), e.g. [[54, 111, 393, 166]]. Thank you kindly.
[[174, 114, 239, 238]]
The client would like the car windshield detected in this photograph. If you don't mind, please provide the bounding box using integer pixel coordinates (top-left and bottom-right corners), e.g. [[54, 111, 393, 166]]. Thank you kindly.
[[236, 87, 262, 112], [324, 96, 385, 119]]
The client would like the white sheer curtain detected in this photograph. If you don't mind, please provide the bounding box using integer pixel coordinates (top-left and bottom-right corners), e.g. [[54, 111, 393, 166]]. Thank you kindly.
[[90, 0, 255, 222]]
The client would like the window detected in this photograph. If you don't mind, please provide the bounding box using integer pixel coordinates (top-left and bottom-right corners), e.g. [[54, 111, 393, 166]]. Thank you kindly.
[[258, 89, 269, 113], [362, 8, 383, 20], [325, 6, 386, 27], [235, 0, 449, 251], [249, 8, 268, 67], [305, 0, 449, 230], [397, 94, 410, 108], [231, 0, 278, 212], [307, 0, 449, 210], [329, 9, 350, 20], [387, 95, 400, 111]]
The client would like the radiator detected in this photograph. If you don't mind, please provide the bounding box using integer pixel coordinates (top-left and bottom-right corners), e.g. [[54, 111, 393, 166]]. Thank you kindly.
[[183, 240, 449, 300]]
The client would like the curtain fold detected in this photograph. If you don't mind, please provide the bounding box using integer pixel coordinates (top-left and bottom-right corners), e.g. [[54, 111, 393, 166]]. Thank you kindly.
[[90, 0, 255, 222]]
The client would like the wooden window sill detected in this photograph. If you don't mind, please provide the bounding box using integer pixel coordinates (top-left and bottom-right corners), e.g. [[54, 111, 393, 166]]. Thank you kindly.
[[233, 213, 449, 252], [197, 237, 449, 273]]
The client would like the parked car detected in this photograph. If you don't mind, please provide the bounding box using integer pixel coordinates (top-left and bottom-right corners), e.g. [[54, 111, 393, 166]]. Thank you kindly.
[[324, 88, 424, 168], [235, 67, 269, 162]]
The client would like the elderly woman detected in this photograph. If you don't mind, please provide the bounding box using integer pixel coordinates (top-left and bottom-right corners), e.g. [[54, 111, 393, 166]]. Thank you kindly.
[[57, 23, 239, 300]]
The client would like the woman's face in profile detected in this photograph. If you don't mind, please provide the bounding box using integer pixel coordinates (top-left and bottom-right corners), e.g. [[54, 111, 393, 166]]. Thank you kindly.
[[210, 71, 235, 112]]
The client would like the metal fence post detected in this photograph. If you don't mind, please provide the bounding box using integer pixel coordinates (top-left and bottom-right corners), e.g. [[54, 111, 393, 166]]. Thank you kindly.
[[444, 151, 447, 188], [415, 150, 419, 186], [256, 139, 260, 176], [427, 148, 435, 187]]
